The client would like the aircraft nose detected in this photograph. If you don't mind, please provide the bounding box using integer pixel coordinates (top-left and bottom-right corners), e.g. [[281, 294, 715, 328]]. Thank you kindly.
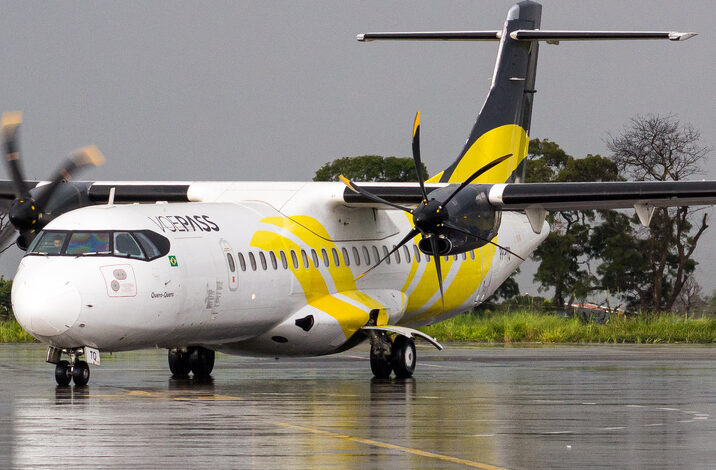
[[12, 274, 82, 338]]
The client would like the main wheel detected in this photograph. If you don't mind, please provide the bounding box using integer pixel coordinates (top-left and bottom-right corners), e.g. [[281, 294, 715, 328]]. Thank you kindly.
[[370, 334, 393, 379], [55, 360, 72, 386], [189, 347, 215, 377], [168, 349, 191, 377], [72, 360, 90, 386], [392, 335, 416, 378]]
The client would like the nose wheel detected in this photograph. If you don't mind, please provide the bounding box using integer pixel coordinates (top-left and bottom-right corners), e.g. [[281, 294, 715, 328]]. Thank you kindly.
[[51, 349, 91, 386]]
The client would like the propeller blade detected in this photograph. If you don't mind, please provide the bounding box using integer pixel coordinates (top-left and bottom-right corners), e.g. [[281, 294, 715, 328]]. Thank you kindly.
[[1, 111, 29, 198], [442, 221, 525, 261], [339, 174, 414, 213], [411, 111, 428, 203], [34, 145, 105, 209], [355, 228, 419, 280], [441, 153, 512, 208], [429, 236, 445, 310]]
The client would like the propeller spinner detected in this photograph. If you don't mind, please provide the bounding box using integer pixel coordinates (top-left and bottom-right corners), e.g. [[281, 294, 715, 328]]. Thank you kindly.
[[1, 112, 105, 250], [342, 111, 522, 309]]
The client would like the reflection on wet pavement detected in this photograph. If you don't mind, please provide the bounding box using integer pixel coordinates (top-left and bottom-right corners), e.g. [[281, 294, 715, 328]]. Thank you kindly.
[[2, 343, 716, 469]]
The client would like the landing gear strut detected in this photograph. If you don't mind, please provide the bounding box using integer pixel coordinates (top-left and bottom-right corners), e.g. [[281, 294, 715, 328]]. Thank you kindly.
[[168, 346, 215, 378], [369, 332, 417, 379], [49, 347, 91, 386]]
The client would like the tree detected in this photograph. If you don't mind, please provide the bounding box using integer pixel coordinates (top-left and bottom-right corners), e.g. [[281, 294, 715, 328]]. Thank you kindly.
[[313, 155, 428, 182], [526, 139, 621, 307], [604, 114, 711, 311], [0, 277, 12, 321]]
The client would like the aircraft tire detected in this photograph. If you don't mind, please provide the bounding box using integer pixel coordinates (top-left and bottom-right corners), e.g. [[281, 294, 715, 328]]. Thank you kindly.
[[168, 349, 191, 377], [72, 360, 90, 386], [391, 336, 416, 379], [370, 334, 393, 379], [55, 360, 72, 386], [189, 347, 215, 377]]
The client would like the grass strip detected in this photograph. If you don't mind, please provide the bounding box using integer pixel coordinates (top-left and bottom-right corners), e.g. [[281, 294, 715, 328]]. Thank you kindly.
[[0, 320, 37, 343], [3, 312, 716, 344], [419, 311, 716, 344]]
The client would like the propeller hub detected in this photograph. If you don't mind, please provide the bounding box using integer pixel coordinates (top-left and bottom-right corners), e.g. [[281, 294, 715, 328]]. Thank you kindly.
[[9, 198, 41, 232], [413, 199, 448, 234]]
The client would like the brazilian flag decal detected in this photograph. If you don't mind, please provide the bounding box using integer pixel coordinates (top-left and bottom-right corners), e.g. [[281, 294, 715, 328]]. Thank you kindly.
[[168, 255, 178, 267]]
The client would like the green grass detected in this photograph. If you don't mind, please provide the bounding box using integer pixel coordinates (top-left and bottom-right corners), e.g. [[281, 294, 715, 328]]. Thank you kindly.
[[0, 320, 37, 343], [3, 312, 716, 344], [419, 311, 716, 344]]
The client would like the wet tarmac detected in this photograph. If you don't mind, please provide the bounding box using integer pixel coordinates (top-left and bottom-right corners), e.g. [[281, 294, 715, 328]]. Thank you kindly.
[[2, 343, 716, 469]]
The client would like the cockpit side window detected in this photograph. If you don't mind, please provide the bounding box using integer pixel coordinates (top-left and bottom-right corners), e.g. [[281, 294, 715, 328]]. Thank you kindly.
[[114, 232, 145, 259], [133, 230, 170, 260], [28, 231, 68, 255], [66, 232, 110, 255]]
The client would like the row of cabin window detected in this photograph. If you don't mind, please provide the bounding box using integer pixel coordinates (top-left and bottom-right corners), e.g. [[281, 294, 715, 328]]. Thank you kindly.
[[232, 244, 478, 273]]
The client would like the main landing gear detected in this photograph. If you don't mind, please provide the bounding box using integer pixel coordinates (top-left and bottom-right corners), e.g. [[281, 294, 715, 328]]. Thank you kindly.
[[168, 346, 215, 378], [48, 347, 91, 386], [369, 332, 417, 379]]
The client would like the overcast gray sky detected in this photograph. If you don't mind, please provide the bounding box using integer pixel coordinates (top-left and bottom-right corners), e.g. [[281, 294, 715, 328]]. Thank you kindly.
[[1, 1, 714, 298]]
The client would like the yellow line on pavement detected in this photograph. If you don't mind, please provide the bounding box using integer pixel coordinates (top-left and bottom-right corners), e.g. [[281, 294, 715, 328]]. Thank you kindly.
[[275, 422, 508, 470]]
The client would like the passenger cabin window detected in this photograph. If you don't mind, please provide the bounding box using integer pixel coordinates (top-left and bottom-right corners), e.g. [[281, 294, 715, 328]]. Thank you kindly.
[[259, 252, 268, 270], [341, 247, 350, 267], [311, 249, 319, 268], [226, 253, 236, 272], [321, 248, 329, 267], [413, 245, 421, 263], [27, 229, 169, 261], [470, 250, 475, 260], [372, 246, 380, 264], [290, 250, 299, 269], [381, 246, 390, 265], [394, 245, 401, 264], [238, 253, 247, 271], [403, 245, 411, 263], [269, 251, 278, 270], [280, 251, 288, 269], [352, 247, 361, 266], [332, 248, 340, 267], [249, 252, 257, 271], [362, 246, 370, 265], [301, 250, 309, 269]]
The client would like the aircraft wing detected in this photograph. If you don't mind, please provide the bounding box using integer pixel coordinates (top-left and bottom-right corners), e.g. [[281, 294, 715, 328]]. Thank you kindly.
[[341, 180, 716, 232]]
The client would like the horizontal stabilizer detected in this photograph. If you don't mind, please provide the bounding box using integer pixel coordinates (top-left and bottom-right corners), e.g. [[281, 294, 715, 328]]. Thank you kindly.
[[510, 30, 697, 43], [357, 31, 500, 42]]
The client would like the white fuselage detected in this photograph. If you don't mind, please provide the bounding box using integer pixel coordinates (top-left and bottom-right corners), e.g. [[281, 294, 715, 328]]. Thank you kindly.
[[11, 182, 548, 357]]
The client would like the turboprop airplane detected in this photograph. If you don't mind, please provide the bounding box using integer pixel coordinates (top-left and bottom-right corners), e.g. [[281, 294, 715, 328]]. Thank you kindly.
[[2, 1, 713, 386]]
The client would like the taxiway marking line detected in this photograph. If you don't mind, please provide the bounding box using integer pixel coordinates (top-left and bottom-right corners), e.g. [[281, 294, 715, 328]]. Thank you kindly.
[[275, 421, 508, 470]]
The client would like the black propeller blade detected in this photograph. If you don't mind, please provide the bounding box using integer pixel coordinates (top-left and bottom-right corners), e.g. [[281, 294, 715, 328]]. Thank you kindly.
[[1, 111, 29, 199], [412, 111, 428, 203], [1, 111, 105, 250], [341, 111, 512, 311], [428, 235, 445, 309]]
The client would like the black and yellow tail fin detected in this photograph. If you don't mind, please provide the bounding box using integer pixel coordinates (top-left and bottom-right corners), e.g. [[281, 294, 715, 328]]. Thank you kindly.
[[358, 0, 695, 185], [429, 1, 540, 184]]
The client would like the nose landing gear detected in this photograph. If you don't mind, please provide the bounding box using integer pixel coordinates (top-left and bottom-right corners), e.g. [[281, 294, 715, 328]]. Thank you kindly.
[[49, 347, 91, 386]]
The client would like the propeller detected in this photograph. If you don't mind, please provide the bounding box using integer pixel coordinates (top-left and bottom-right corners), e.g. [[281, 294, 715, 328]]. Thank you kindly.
[[342, 111, 518, 309], [1, 112, 105, 250]]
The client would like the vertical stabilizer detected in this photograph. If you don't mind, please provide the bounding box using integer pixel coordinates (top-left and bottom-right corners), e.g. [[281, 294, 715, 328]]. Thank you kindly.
[[430, 1, 541, 184]]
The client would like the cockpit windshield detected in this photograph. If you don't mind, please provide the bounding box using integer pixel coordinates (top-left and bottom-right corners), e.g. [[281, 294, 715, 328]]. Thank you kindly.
[[27, 230, 170, 261]]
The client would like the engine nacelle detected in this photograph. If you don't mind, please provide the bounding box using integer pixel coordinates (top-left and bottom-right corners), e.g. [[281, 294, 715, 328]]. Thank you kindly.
[[418, 184, 500, 256]]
